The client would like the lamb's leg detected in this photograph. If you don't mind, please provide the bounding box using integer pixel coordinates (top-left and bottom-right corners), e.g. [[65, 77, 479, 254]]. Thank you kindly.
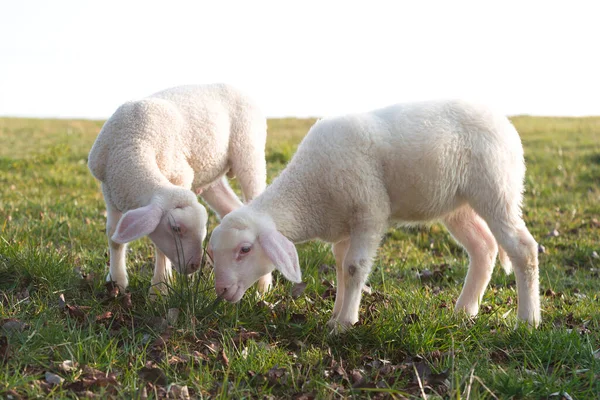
[[149, 247, 172, 298], [328, 231, 381, 333], [105, 205, 128, 290], [331, 238, 350, 319], [471, 200, 540, 327], [487, 220, 540, 326], [199, 177, 243, 219], [230, 145, 267, 203], [443, 207, 498, 316]]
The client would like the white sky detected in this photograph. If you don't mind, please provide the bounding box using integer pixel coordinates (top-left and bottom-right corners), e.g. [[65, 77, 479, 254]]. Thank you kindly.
[[1, 0, 599, 119]]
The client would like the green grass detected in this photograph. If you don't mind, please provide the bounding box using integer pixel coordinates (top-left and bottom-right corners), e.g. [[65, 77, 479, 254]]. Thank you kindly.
[[1, 115, 599, 399]]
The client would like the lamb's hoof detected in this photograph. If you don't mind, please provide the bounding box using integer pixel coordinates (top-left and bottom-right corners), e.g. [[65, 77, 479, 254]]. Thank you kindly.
[[106, 273, 128, 292], [454, 300, 480, 317], [517, 307, 541, 329], [326, 318, 355, 335], [148, 283, 169, 301]]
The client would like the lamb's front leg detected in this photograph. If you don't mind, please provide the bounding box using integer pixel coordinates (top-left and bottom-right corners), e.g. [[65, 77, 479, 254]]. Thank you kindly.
[[331, 238, 350, 319], [106, 207, 129, 290], [149, 247, 172, 299], [199, 177, 243, 219], [328, 231, 381, 333]]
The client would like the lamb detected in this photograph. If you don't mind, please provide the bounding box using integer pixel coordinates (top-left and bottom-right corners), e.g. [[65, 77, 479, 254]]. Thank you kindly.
[[208, 99, 541, 332], [88, 84, 272, 296]]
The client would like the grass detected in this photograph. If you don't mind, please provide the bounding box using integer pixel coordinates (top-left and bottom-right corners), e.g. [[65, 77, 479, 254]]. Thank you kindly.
[[0, 115, 599, 399]]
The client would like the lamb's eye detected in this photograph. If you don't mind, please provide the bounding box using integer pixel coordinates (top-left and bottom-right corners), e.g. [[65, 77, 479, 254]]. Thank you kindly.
[[171, 226, 181, 233], [240, 245, 251, 254]]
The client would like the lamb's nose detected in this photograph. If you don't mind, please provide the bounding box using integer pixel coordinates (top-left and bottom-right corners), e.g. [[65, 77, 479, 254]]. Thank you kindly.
[[215, 285, 228, 298], [188, 263, 200, 272]]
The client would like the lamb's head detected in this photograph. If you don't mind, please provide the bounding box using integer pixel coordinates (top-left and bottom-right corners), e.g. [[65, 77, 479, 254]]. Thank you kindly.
[[111, 192, 208, 274], [208, 210, 301, 303]]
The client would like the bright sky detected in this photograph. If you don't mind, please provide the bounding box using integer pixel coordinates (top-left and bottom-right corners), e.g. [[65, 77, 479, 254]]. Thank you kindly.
[[1, 0, 599, 119]]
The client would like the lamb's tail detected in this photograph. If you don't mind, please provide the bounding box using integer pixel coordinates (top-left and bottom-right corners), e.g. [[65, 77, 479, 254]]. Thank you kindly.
[[498, 246, 513, 274]]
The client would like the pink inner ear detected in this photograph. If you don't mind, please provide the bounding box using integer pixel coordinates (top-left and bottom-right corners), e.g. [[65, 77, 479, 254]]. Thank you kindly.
[[112, 203, 163, 244], [258, 229, 301, 283]]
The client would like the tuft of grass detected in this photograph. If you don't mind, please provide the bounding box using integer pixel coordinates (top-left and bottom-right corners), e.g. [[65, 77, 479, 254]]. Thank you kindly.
[[0, 115, 599, 398]]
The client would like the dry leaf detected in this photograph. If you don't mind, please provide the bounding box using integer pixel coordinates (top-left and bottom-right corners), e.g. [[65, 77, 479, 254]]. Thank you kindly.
[[0, 335, 9, 361], [58, 294, 66, 309], [105, 281, 120, 299], [121, 293, 132, 310], [168, 384, 190, 399], [57, 359, 78, 373], [138, 366, 168, 386], [1, 318, 29, 333], [45, 371, 65, 385], [65, 305, 91, 321], [95, 311, 113, 323], [291, 282, 308, 299], [166, 308, 180, 325], [220, 349, 229, 367]]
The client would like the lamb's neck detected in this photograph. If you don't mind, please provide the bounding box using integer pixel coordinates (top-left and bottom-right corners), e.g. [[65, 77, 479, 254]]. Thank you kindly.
[[249, 171, 324, 243], [110, 152, 174, 211]]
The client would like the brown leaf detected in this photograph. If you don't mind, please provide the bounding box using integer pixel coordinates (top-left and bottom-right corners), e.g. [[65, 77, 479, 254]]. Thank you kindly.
[[57, 359, 78, 373], [2, 389, 22, 400], [266, 366, 288, 386], [45, 371, 65, 385], [412, 360, 450, 388], [290, 313, 307, 324], [220, 349, 229, 367], [293, 393, 316, 400], [166, 308, 180, 326], [0, 335, 9, 361], [65, 305, 91, 321], [152, 329, 172, 349], [95, 311, 113, 323], [291, 282, 308, 299], [1, 318, 30, 333], [58, 293, 66, 310], [319, 264, 334, 274], [418, 269, 434, 282], [146, 317, 169, 333], [121, 292, 132, 310], [233, 330, 261, 344], [138, 366, 168, 386], [322, 287, 336, 300], [105, 281, 120, 299], [349, 369, 365, 385], [168, 384, 190, 399], [167, 355, 189, 367], [403, 313, 420, 324]]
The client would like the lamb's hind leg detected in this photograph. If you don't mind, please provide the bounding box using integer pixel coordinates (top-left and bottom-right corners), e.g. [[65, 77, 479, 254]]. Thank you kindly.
[[443, 207, 498, 316], [471, 197, 540, 326]]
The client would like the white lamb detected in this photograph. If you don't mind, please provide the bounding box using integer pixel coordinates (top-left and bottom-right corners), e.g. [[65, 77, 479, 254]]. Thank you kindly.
[[88, 84, 272, 295], [208, 99, 541, 332]]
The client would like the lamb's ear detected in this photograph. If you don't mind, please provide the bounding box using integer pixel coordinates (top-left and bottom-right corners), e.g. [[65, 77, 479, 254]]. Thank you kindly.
[[112, 204, 163, 244], [258, 229, 301, 283]]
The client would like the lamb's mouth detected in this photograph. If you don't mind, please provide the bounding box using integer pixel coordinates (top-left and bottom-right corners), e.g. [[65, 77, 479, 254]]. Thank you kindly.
[[221, 284, 246, 303]]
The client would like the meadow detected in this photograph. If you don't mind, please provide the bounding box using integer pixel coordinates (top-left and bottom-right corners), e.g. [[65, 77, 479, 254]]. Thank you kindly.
[[0, 115, 599, 399]]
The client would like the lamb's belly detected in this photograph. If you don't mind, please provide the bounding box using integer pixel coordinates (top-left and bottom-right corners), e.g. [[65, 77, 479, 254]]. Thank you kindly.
[[388, 188, 466, 223]]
